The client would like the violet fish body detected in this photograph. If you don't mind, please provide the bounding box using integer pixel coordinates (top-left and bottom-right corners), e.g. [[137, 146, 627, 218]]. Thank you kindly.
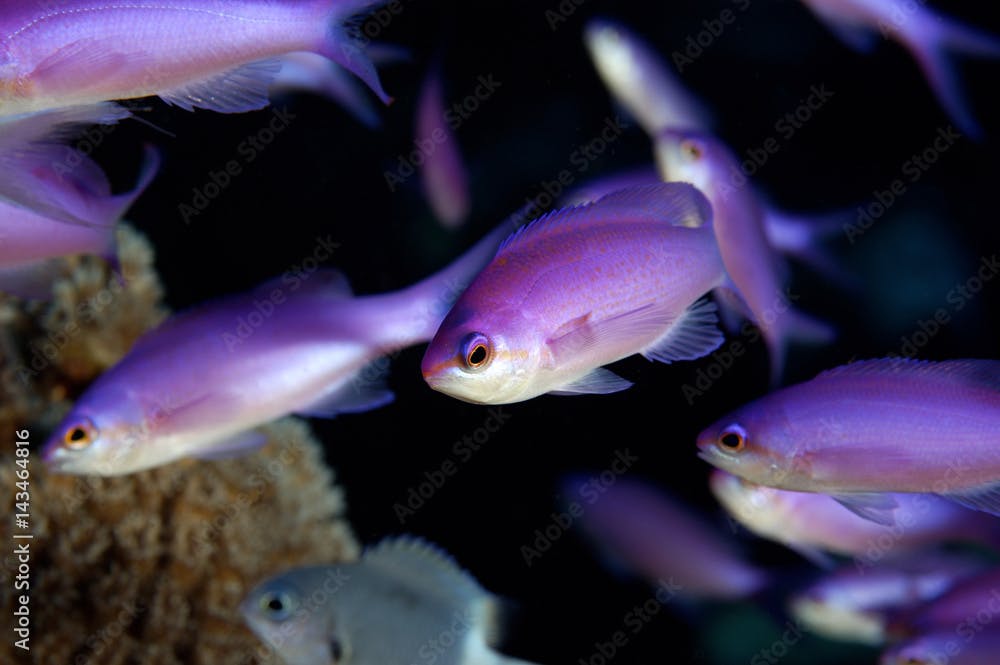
[[0, 0, 391, 117], [566, 475, 767, 600], [583, 18, 713, 136], [892, 567, 1000, 637], [416, 64, 470, 229], [697, 358, 1000, 523], [41, 221, 511, 475], [710, 470, 1000, 561], [789, 553, 989, 646], [881, 629, 1000, 665], [799, 0, 1000, 139], [421, 183, 726, 405], [655, 128, 833, 381]]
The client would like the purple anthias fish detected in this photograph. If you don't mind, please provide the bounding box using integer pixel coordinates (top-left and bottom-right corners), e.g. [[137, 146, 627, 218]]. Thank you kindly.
[[416, 62, 470, 230], [697, 358, 1000, 526], [0, 0, 391, 118], [42, 221, 513, 475], [561, 166, 852, 286], [889, 567, 1000, 638], [0, 144, 158, 298], [583, 18, 713, 136], [799, 0, 1000, 139], [656, 129, 834, 381], [710, 470, 1000, 565], [881, 630, 1000, 665], [790, 553, 989, 646], [564, 475, 768, 600], [421, 183, 726, 405]]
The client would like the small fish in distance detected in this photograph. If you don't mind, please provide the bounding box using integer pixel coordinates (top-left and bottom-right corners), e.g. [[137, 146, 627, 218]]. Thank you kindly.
[[798, 0, 1000, 139], [41, 219, 513, 475], [888, 567, 1000, 638], [416, 60, 471, 229], [656, 128, 834, 381], [880, 630, 1000, 665], [697, 358, 1000, 525], [0, 0, 392, 118], [564, 474, 768, 600], [242, 536, 542, 665], [710, 470, 1000, 565], [421, 183, 727, 405], [583, 18, 713, 136]]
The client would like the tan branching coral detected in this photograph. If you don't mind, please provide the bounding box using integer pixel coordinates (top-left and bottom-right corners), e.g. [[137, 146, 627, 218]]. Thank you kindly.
[[0, 227, 359, 664]]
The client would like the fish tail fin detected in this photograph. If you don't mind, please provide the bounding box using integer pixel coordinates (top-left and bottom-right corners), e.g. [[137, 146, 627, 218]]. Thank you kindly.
[[317, 1, 394, 105], [394, 220, 516, 344], [763, 208, 859, 290], [767, 308, 836, 384], [901, 13, 1000, 140], [99, 145, 160, 279]]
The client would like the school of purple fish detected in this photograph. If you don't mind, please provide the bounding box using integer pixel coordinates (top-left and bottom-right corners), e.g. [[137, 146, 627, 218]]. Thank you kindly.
[[2, 2, 998, 664]]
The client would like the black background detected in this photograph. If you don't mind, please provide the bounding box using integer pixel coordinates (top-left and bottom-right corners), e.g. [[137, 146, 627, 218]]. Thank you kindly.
[[92, 1, 1000, 663]]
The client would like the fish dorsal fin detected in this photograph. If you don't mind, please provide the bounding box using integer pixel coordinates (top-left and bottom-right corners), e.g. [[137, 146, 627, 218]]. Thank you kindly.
[[362, 536, 486, 607], [160, 59, 282, 113], [816, 358, 1000, 390], [497, 183, 713, 255]]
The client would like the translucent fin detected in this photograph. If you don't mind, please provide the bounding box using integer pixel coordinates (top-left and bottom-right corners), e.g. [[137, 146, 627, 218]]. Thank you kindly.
[[295, 372, 394, 419], [788, 543, 836, 569], [31, 39, 151, 92], [640, 298, 723, 364], [817, 358, 1000, 390], [320, 17, 393, 104], [832, 493, 899, 527], [193, 430, 268, 460], [363, 536, 485, 606], [938, 482, 1000, 518], [160, 59, 281, 113], [271, 52, 381, 128], [548, 367, 633, 396]]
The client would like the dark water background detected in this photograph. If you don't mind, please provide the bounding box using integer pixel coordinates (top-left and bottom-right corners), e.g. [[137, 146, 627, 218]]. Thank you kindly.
[[91, 1, 1000, 663]]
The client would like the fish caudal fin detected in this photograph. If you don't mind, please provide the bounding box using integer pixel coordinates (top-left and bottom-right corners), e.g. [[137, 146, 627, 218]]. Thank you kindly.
[[319, 2, 394, 104], [762, 207, 858, 290], [766, 306, 836, 384], [901, 13, 1000, 141]]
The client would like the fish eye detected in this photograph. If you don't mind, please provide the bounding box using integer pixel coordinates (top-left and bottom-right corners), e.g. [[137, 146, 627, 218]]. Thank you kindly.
[[718, 424, 747, 453], [680, 140, 703, 161], [259, 590, 296, 621], [460, 332, 492, 372], [63, 418, 97, 450]]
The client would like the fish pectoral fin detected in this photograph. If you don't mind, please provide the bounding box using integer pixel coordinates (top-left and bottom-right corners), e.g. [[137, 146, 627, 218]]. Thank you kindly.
[[31, 39, 152, 90], [831, 493, 899, 526], [193, 430, 268, 460], [294, 366, 395, 418], [788, 543, 836, 569], [547, 367, 633, 396], [640, 298, 724, 364], [160, 59, 282, 113], [0, 261, 64, 300], [547, 303, 674, 365], [937, 482, 1000, 518]]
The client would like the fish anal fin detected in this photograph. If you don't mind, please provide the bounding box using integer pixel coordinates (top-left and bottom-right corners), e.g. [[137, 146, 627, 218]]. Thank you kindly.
[[160, 59, 281, 113], [831, 493, 899, 526], [938, 482, 1000, 518], [548, 367, 633, 396]]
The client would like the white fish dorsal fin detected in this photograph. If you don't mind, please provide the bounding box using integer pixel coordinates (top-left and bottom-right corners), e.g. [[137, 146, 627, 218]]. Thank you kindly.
[[497, 183, 713, 255], [160, 59, 282, 113], [547, 367, 633, 396], [831, 493, 899, 527], [938, 482, 1000, 518], [817, 358, 1000, 390], [640, 298, 723, 364], [362, 536, 486, 607]]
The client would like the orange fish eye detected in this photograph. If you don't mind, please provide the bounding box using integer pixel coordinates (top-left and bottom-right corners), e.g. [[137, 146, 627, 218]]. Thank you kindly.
[[681, 139, 703, 161], [718, 424, 747, 453], [460, 332, 492, 372], [63, 418, 97, 450]]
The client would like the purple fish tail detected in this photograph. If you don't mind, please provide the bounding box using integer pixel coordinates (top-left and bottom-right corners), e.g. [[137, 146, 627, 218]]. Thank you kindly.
[[903, 13, 1000, 140], [768, 308, 836, 385], [317, 1, 394, 105]]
